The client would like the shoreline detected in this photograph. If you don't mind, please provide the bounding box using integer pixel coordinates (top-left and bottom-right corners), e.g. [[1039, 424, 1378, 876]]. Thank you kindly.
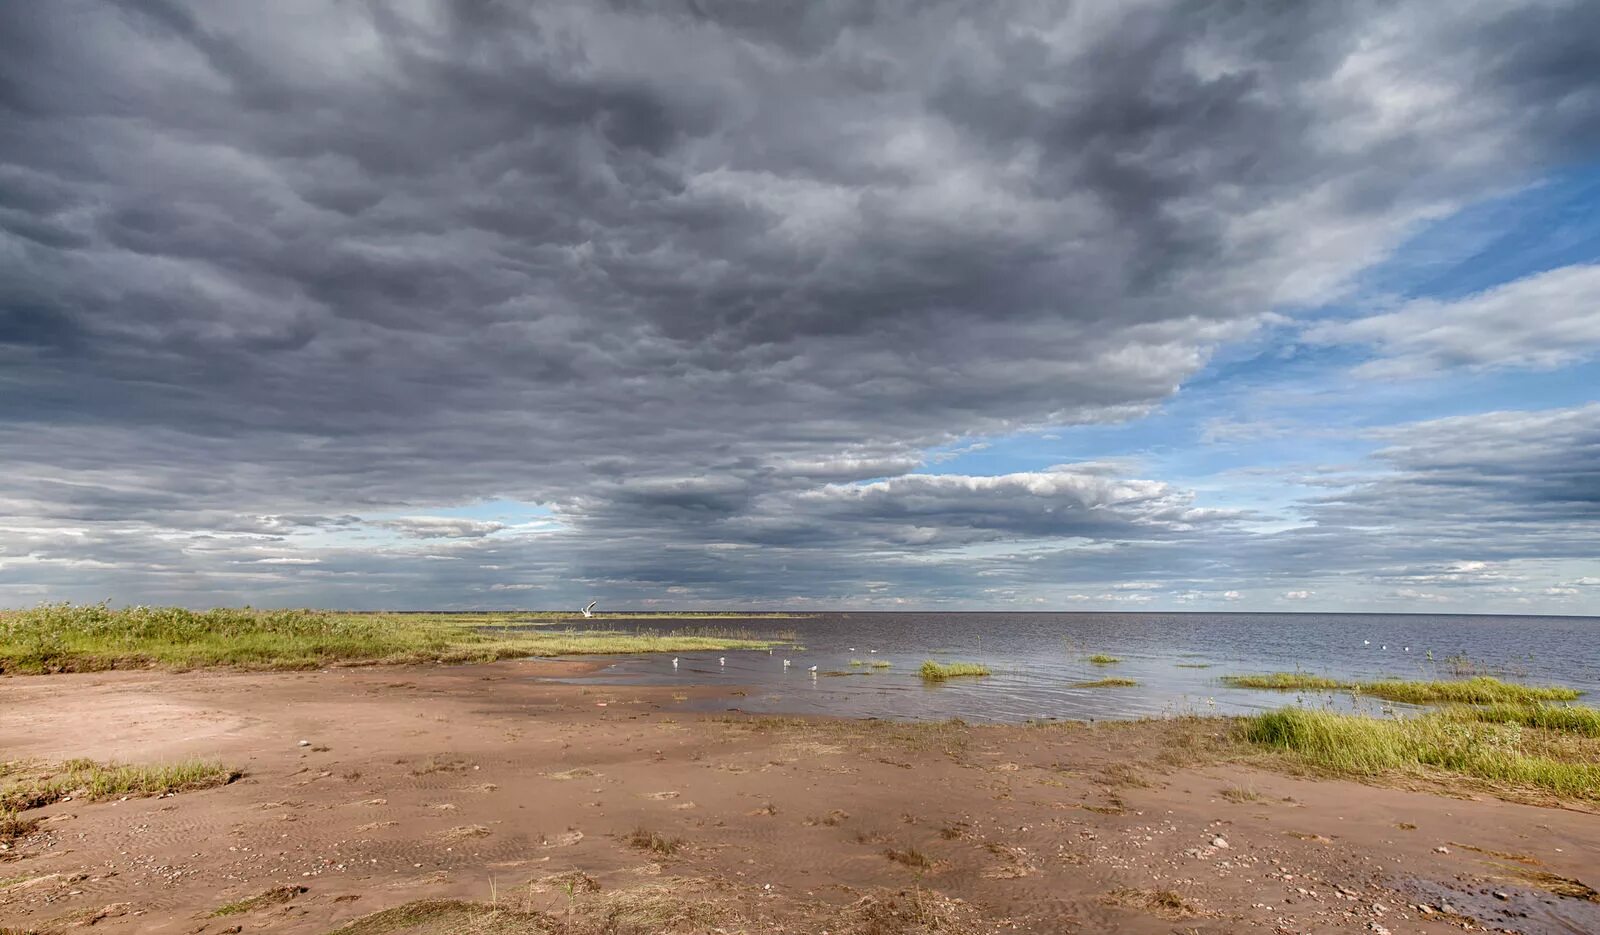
[[3, 663, 1598, 934]]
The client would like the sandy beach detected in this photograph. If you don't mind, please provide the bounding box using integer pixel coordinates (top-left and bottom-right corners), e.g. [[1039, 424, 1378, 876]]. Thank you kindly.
[[2, 660, 1597, 934]]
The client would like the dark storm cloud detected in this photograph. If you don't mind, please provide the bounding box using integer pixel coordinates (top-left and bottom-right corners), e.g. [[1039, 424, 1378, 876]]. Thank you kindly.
[[2, 1, 1598, 607]]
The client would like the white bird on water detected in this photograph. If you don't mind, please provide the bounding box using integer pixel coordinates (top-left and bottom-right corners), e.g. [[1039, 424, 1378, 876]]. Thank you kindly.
[[868, 649, 878, 654], [581, 600, 597, 619], [672, 657, 679, 667], [782, 659, 791, 668], [808, 665, 818, 673], [719, 657, 726, 666], [848, 647, 856, 652], [1363, 639, 1371, 646]]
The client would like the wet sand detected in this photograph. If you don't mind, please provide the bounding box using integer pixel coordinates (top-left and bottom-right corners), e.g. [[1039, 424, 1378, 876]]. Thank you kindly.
[[2, 660, 1598, 934]]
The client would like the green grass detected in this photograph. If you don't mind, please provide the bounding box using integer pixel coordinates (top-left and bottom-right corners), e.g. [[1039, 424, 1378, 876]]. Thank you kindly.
[[1222, 673, 1580, 704], [0, 759, 239, 812], [870, 660, 892, 669], [211, 885, 307, 917], [1448, 703, 1600, 737], [0, 603, 779, 674], [1071, 677, 1138, 688], [1087, 654, 1120, 666], [919, 660, 991, 681], [1242, 707, 1600, 800]]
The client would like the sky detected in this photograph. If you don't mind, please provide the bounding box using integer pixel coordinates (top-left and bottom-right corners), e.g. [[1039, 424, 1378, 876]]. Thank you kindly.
[[1, 1, 1598, 614]]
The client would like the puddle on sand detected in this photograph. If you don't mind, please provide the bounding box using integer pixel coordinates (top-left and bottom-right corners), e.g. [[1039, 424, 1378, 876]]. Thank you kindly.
[[1394, 876, 1600, 935]]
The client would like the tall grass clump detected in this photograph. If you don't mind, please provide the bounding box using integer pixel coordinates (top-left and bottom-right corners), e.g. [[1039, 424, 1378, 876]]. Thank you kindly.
[[919, 660, 991, 681], [0, 602, 778, 674], [1450, 703, 1600, 737], [1243, 707, 1600, 800], [0, 759, 239, 812], [1223, 673, 1580, 705]]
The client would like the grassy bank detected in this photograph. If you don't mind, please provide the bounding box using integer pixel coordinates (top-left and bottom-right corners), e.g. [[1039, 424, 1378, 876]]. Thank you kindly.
[[1222, 673, 1581, 704], [919, 660, 991, 681], [1242, 707, 1600, 801], [0, 603, 780, 674]]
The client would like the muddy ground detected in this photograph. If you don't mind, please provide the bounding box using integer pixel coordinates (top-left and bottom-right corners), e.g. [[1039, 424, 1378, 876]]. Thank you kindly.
[[2, 661, 1597, 933]]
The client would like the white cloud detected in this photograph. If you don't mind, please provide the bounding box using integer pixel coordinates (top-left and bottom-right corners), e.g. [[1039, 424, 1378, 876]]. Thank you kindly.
[[1307, 263, 1600, 377]]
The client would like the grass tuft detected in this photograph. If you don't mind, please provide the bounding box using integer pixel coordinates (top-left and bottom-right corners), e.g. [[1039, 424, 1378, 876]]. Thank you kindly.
[[1087, 654, 1120, 666], [1072, 677, 1138, 688], [0, 759, 239, 812], [918, 660, 990, 681], [1223, 673, 1580, 704], [1448, 702, 1600, 736], [211, 885, 307, 917], [869, 660, 892, 669], [1242, 707, 1600, 800], [626, 827, 684, 857]]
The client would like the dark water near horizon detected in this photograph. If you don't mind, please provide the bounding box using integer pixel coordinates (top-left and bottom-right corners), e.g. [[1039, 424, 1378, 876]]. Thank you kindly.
[[535, 612, 1600, 723]]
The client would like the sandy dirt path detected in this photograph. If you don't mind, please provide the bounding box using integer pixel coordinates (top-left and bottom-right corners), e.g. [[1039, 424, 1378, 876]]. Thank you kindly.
[[2, 661, 1597, 934]]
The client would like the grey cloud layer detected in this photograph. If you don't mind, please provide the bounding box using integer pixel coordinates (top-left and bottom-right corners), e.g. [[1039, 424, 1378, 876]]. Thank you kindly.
[[2, 1, 1598, 608]]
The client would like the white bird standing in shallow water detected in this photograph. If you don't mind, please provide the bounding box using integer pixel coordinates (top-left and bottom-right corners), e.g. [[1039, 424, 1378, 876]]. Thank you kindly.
[[868, 649, 878, 654], [782, 659, 791, 668], [719, 657, 726, 666], [672, 657, 679, 668], [808, 665, 818, 672], [581, 600, 597, 618], [1363, 639, 1371, 646]]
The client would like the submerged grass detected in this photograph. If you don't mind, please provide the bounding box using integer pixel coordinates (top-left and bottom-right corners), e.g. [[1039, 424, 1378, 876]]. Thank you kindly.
[[0, 603, 778, 674], [1072, 677, 1138, 688], [919, 660, 991, 681], [1242, 707, 1600, 801], [1223, 673, 1581, 704]]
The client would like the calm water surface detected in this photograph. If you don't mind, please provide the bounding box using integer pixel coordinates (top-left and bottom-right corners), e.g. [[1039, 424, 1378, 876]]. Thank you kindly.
[[535, 612, 1600, 723]]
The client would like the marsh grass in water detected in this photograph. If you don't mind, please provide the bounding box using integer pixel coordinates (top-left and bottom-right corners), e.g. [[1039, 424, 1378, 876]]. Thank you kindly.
[[1242, 707, 1600, 801], [1072, 677, 1138, 688], [1087, 654, 1121, 666], [1223, 673, 1580, 704], [0, 603, 778, 674], [919, 660, 991, 681]]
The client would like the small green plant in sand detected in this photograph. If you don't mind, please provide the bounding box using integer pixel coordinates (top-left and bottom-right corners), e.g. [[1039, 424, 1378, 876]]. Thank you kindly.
[[1242, 707, 1600, 801], [1223, 673, 1579, 705], [0, 602, 779, 674], [211, 885, 307, 917], [1087, 654, 1120, 666], [1072, 677, 1138, 688], [0, 759, 239, 812], [626, 827, 684, 857], [919, 660, 990, 681]]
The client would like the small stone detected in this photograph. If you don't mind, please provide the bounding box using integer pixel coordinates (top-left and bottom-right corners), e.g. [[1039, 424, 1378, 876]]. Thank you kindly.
[[1211, 836, 1230, 849], [1433, 845, 1449, 854], [1493, 891, 1510, 901], [298, 740, 311, 747]]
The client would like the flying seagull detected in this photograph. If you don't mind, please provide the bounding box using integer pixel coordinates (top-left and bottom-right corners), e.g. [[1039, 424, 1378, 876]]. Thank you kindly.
[[581, 600, 597, 618]]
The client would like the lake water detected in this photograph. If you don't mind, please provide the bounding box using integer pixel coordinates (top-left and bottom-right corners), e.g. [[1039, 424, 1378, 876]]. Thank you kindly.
[[536, 612, 1600, 723]]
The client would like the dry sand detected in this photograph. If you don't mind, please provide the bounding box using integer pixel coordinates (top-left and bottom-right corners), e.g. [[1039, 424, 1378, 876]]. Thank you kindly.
[[2, 660, 1597, 934]]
